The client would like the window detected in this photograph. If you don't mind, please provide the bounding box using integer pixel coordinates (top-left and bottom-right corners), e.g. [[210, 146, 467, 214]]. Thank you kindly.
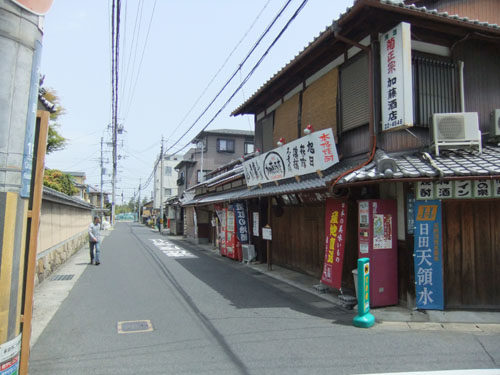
[[177, 171, 185, 186], [244, 142, 254, 154], [164, 166, 172, 176], [197, 170, 211, 183], [164, 188, 172, 196], [412, 55, 459, 127], [340, 54, 369, 132], [217, 138, 235, 153]]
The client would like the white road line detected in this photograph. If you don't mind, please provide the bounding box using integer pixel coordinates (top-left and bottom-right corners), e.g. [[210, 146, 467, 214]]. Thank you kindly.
[[150, 239, 197, 258]]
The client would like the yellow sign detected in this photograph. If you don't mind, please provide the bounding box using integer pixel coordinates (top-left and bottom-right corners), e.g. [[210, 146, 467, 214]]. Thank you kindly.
[[416, 205, 438, 221]]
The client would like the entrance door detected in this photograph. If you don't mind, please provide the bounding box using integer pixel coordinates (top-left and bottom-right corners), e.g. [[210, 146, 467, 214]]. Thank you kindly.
[[443, 200, 500, 309]]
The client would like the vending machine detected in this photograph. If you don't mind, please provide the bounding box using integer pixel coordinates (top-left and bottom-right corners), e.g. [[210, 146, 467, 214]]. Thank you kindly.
[[358, 199, 398, 307], [219, 206, 242, 261]]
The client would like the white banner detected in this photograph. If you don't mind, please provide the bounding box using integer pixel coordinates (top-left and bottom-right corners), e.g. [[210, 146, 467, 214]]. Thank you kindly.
[[242, 128, 339, 187], [380, 22, 413, 132]]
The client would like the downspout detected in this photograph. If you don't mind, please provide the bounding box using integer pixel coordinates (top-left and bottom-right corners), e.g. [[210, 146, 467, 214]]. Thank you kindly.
[[458, 60, 465, 112], [329, 31, 377, 192]]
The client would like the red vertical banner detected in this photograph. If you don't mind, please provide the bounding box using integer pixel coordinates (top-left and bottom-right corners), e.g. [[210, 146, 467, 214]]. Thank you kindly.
[[321, 199, 348, 289]]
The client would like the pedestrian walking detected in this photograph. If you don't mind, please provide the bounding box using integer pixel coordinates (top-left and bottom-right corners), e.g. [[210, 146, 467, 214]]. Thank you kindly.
[[156, 215, 161, 232], [89, 216, 102, 265]]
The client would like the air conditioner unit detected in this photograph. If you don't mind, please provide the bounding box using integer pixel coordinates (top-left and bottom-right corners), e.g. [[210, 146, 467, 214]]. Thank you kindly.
[[431, 112, 482, 156], [241, 244, 256, 263], [490, 109, 500, 139]]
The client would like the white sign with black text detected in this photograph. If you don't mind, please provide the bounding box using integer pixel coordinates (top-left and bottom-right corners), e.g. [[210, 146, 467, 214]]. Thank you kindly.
[[380, 22, 413, 132], [242, 128, 339, 187]]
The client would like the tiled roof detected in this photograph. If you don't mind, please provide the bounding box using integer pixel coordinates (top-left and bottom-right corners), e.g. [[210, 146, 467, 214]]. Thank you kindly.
[[232, 0, 500, 115], [38, 88, 56, 113], [181, 145, 500, 205], [338, 146, 500, 184]]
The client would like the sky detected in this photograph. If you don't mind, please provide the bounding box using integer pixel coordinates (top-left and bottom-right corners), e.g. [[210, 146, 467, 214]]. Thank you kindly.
[[41, 0, 354, 203]]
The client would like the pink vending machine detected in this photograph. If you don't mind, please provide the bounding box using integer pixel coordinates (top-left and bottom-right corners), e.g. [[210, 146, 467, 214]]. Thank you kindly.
[[358, 199, 398, 307]]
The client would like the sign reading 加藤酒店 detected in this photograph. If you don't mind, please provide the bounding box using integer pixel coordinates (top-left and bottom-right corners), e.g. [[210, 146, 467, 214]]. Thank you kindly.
[[380, 22, 413, 132], [242, 128, 339, 187]]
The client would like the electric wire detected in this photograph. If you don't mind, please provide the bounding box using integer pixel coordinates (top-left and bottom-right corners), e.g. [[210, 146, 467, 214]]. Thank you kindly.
[[165, 0, 310, 158], [165, 0, 272, 144], [137, 0, 308, 195], [164, 0, 295, 154], [123, 0, 157, 121], [120, 0, 145, 117]]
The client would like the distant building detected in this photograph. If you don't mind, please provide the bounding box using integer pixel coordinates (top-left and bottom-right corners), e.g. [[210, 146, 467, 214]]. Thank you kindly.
[[153, 153, 183, 210], [171, 128, 254, 240], [87, 185, 109, 208], [64, 171, 88, 202]]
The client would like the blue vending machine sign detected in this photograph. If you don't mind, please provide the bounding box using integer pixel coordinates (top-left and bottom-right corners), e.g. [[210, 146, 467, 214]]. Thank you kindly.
[[413, 200, 444, 310]]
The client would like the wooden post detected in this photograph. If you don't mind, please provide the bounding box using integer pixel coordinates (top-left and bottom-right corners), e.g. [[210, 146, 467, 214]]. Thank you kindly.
[[19, 111, 49, 375], [267, 196, 272, 271]]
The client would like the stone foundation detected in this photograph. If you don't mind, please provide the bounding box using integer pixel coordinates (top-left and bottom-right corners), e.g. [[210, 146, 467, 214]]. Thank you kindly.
[[35, 232, 88, 286]]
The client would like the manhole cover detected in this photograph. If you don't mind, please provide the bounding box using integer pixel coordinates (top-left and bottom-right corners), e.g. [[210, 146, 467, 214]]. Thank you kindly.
[[51, 274, 74, 281], [117, 320, 153, 334]]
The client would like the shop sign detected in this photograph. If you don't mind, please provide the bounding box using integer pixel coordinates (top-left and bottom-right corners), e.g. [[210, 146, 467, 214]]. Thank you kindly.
[[416, 180, 500, 200], [413, 200, 444, 310], [262, 226, 272, 241], [380, 22, 413, 132], [252, 212, 259, 237], [242, 128, 339, 187], [231, 202, 249, 244], [321, 199, 347, 289], [406, 192, 415, 235], [0, 333, 21, 375]]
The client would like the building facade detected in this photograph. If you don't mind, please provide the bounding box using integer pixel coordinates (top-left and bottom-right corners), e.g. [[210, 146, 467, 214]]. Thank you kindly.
[[187, 0, 500, 310], [171, 129, 254, 240], [153, 153, 183, 210]]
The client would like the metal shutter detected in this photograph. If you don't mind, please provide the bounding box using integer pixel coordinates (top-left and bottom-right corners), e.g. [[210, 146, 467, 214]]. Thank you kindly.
[[340, 54, 369, 131]]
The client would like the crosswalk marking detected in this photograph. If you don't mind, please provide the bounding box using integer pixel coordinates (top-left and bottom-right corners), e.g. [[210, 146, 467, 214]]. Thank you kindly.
[[150, 239, 197, 258]]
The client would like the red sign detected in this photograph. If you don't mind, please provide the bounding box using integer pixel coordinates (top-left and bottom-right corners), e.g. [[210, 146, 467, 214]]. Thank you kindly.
[[321, 199, 348, 289]]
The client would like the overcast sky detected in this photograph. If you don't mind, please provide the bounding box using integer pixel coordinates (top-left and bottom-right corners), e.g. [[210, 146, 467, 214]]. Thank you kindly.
[[41, 0, 354, 203]]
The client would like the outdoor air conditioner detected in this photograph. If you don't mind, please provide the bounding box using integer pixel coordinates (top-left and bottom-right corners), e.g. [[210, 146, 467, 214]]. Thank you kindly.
[[490, 109, 500, 139], [242, 244, 256, 263], [431, 112, 482, 156]]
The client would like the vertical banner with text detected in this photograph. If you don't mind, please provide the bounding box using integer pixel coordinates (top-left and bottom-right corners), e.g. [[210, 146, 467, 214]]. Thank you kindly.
[[413, 200, 444, 310], [321, 199, 348, 289], [380, 22, 413, 132], [232, 202, 249, 244]]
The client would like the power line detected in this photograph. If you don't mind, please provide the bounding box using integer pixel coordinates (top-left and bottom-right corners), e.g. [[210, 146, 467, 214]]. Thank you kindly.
[[165, 0, 272, 144], [166, 0, 310, 157], [165, 0, 295, 153], [123, 0, 157, 121], [120, 0, 144, 117], [138, 0, 308, 193]]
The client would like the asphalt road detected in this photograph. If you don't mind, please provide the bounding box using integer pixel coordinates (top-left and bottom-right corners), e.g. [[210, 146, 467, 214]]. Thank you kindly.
[[29, 222, 500, 374]]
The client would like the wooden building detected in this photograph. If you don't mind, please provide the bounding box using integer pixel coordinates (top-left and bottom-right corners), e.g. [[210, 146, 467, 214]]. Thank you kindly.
[[186, 0, 500, 310], [233, 0, 500, 310]]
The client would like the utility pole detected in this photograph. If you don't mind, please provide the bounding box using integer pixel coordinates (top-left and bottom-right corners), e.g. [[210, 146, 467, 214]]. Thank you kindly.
[[111, 120, 117, 226], [100, 137, 104, 218], [137, 179, 141, 224], [110, 0, 121, 227], [159, 137, 164, 234]]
